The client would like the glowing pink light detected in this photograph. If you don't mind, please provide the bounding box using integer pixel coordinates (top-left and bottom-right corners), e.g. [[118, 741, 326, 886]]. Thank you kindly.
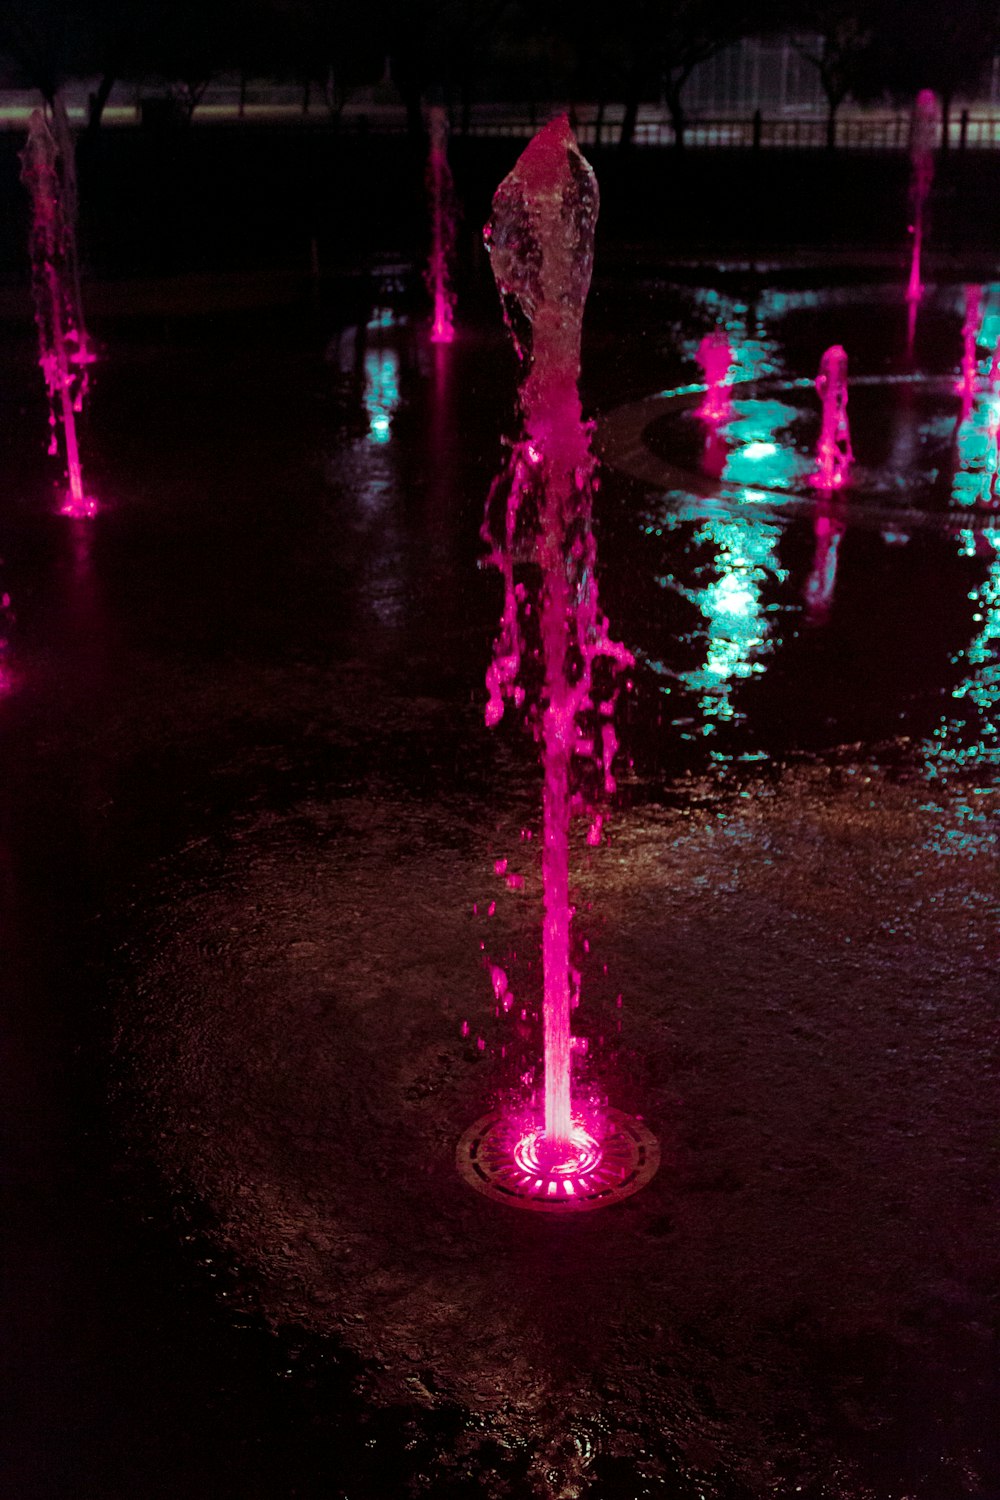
[[512, 1122, 602, 1181], [812, 345, 853, 492], [425, 107, 457, 344], [695, 330, 734, 424], [19, 110, 96, 517], [482, 117, 633, 1151], [906, 90, 938, 311], [0, 583, 12, 699]]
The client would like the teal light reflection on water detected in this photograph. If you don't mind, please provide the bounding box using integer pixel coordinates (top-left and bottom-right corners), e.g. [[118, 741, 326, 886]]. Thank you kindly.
[[364, 347, 401, 445], [719, 398, 806, 492], [670, 512, 788, 728], [923, 532, 1000, 853], [951, 391, 1000, 508]]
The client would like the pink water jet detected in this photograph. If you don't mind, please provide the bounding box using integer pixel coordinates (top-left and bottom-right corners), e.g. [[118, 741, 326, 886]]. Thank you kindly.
[[906, 89, 938, 309], [20, 110, 95, 517], [813, 344, 853, 491], [957, 285, 982, 416], [482, 116, 634, 1156], [456, 117, 661, 1213], [696, 330, 734, 423], [425, 107, 457, 343]]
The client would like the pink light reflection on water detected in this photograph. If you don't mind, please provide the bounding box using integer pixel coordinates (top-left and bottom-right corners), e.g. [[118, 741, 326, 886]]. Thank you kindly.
[[805, 499, 845, 625], [906, 89, 938, 311], [425, 107, 457, 343], [482, 117, 632, 1150], [19, 110, 96, 517], [813, 344, 853, 492]]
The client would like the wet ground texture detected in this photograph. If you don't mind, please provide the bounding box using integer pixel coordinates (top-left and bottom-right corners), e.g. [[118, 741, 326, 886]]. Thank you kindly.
[[1, 273, 998, 1498]]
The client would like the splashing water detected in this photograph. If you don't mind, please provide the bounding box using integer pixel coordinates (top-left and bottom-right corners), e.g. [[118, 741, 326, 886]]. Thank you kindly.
[[696, 330, 734, 423], [481, 118, 633, 1155], [19, 109, 95, 517], [906, 89, 938, 308], [958, 285, 982, 416], [813, 344, 852, 491], [426, 107, 457, 343]]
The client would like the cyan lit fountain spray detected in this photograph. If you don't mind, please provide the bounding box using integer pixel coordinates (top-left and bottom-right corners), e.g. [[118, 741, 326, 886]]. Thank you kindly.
[[456, 117, 659, 1212], [426, 107, 457, 343], [807, 345, 851, 622], [19, 109, 96, 517], [906, 88, 938, 345]]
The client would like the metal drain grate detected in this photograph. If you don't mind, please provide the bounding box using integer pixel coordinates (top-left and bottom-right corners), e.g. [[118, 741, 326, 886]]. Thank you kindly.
[[456, 1108, 659, 1213]]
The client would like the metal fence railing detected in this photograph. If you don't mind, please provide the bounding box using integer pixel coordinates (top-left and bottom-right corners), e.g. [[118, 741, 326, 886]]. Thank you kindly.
[[4, 85, 1000, 151], [465, 111, 1000, 151]]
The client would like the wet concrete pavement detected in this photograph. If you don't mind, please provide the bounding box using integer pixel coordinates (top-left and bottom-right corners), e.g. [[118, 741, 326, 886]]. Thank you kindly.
[[1, 278, 998, 1497]]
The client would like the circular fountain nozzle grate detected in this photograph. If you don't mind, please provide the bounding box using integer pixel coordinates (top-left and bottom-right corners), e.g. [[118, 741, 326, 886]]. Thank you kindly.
[[456, 1108, 659, 1212]]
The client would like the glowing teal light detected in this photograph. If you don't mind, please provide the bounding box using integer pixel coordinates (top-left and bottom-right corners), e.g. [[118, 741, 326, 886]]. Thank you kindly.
[[952, 392, 1000, 508], [980, 310, 1000, 350], [720, 399, 805, 491], [922, 533, 1000, 832], [364, 348, 400, 445], [366, 307, 396, 330]]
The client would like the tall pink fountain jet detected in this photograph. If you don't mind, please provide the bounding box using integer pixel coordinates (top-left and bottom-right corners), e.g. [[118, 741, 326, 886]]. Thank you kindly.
[[425, 107, 457, 343], [19, 109, 95, 517], [813, 344, 853, 491], [456, 118, 659, 1212], [906, 89, 938, 315]]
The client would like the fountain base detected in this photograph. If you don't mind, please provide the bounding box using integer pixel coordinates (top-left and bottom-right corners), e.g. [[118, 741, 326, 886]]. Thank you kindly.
[[59, 493, 98, 519], [456, 1107, 659, 1213]]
